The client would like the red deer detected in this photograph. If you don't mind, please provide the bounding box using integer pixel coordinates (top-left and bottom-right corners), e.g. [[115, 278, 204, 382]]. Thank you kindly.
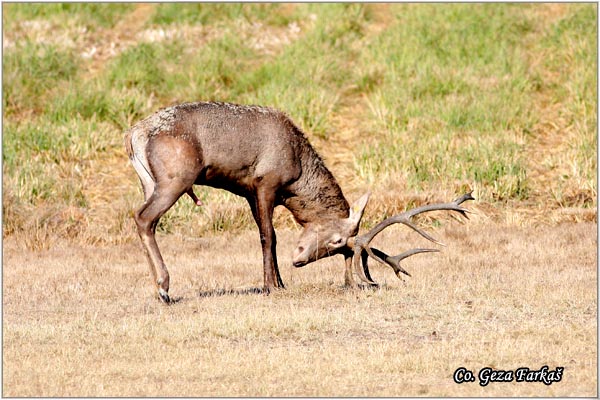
[[125, 102, 473, 303]]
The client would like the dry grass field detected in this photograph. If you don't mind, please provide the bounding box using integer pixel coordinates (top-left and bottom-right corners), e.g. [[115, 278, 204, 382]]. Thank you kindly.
[[2, 3, 597, 397], [3, 219, 597, 397]]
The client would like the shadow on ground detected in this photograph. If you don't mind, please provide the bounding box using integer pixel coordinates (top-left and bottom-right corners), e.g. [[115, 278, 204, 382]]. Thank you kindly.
[[196, 287, 267, 298]]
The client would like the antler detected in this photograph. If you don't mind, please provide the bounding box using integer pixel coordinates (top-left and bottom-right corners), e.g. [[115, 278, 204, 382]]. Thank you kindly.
[[347, 192, 474, 284]]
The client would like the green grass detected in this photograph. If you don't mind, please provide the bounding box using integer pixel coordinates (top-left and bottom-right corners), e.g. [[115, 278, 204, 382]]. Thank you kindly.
[[150, 3, 294, 27], [2, 3, 135, 29], [2, 3, 596, 246], [232, 4, 369, 138], [354, 5, 538, 195], [3, 42, 79, 115]]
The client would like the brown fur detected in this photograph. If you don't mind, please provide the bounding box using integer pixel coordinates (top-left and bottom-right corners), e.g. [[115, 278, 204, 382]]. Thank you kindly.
[[125, 102, 361, 301]]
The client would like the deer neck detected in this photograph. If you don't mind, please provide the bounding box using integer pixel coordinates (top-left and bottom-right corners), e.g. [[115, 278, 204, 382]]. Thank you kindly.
[[282, 146, 350, 226]]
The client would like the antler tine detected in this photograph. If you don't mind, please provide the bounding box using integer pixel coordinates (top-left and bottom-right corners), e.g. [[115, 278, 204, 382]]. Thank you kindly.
[[352, 251, 377, 285], [400, 218, 446, 246], [453, 191, 475, 206], [360, 249, 376, 283], [358, 191, 475, 247], [349, 192, 474, 284], [369, 247, 440, 278]]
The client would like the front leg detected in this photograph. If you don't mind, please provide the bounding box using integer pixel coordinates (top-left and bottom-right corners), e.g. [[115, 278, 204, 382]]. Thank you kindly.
[[343, 249, 378, 289], [343, 253, 356, 288], [259, 224, 284, 291], [249, 189, 285, 291]]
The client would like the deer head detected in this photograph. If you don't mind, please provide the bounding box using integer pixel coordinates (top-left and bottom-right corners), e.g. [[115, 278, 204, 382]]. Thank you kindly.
[[292, 192, 474, 285], [291, 192, 370, 267]]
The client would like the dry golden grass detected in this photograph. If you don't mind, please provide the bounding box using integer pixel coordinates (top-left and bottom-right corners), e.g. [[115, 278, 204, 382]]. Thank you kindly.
[[3, 220, 596, 396]]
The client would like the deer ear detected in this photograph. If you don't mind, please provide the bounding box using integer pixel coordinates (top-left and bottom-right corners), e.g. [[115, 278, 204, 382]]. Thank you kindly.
[[347, 192, 371, 230]]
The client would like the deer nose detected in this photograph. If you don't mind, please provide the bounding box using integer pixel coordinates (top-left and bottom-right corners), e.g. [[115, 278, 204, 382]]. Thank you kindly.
[[293, 260, 306, 268], [292, 247, 308, 267]]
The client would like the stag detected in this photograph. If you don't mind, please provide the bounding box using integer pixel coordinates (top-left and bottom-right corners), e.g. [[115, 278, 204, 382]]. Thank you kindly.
[[125, 102, 473, 303]]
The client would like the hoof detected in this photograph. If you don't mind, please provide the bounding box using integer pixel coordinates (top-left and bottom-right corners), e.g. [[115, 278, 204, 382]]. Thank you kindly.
[[263, 285, 285, 295], [158, 288, 171, 304]]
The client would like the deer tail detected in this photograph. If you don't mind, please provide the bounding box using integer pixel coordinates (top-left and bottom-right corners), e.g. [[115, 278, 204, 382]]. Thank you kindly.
[[125, 126, 155, 201]]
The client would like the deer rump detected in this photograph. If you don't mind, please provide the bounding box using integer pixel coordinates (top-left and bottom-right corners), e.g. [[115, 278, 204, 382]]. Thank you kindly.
[[125, 102, 473, 303]]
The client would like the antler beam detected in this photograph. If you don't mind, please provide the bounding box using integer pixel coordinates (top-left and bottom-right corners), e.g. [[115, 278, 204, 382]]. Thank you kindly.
[[348, 192, 474, 284]]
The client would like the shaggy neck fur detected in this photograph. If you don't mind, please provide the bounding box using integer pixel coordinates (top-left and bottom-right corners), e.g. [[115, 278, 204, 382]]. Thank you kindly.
[[282, 125, 350, 226]]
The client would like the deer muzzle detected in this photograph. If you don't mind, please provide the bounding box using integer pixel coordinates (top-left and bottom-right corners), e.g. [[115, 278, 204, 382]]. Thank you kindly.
[[292, 246, 309, 268]]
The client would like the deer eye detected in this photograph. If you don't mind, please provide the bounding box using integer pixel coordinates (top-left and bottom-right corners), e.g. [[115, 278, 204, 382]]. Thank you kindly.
[[328, 237, 344, 248]]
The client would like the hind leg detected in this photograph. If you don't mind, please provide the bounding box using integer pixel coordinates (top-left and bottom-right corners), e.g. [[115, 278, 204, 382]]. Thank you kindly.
[[134, 135, 203, 302], [134, 179, 190, 303]]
